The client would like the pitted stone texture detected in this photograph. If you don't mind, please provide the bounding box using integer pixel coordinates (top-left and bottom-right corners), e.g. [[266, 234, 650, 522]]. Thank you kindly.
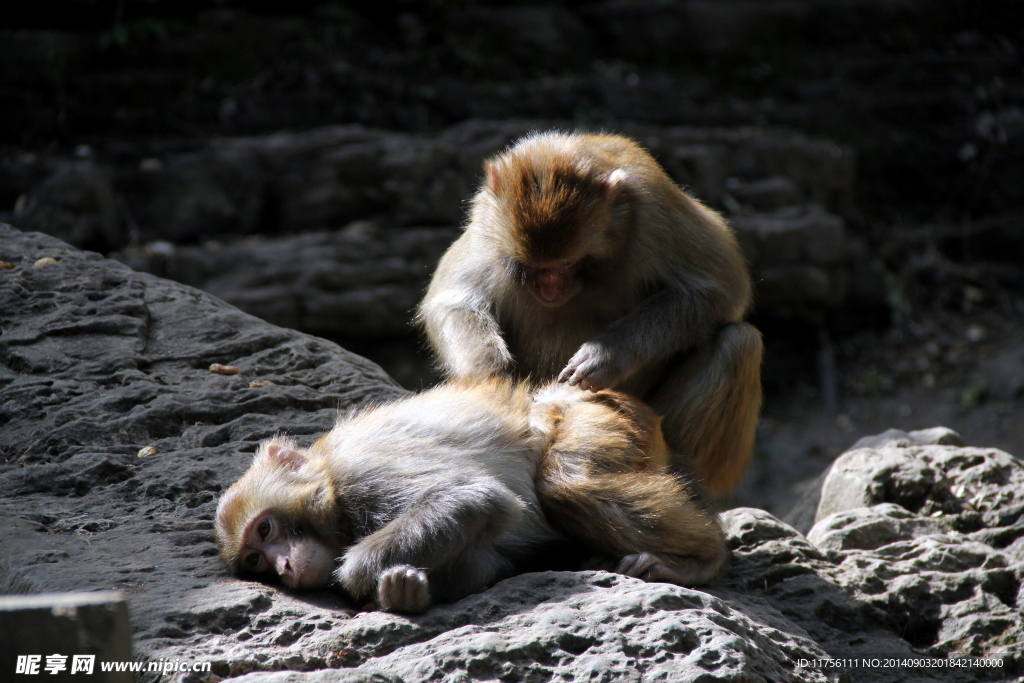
[[214, 572, 838, 683], [112, 227, 458, 340], [786, 429, 1024, 664], [3, 229, 1019, 683], [0, 224, 402, 671], [814, 433, 1023, 525]]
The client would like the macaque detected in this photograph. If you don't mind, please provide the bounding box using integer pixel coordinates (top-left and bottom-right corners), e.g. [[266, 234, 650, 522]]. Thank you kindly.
[[215, 379, 726, 613], [418, 131, 763, 494]]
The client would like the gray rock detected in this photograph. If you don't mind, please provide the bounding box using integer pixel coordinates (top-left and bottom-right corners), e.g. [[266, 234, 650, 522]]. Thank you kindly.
[[850, 427, 966, 451], [785, 428, 968, 532], [12, 119, 853, 245], [81, 121, 855, 345], [814, 431, 1011, 525], [731, 204, 846, 266], [452, 6, 595, 73], [111, 227, 458, 340], [0, 223, 403, 673], [225, 571, 840, 683], [130, 120, 852, 241], [785, 427, 1024, 664], [10, 160, 122, 250], [4, 228, 1019, 682], [807, 503, 946, 551], [725, 175, 803, 210]]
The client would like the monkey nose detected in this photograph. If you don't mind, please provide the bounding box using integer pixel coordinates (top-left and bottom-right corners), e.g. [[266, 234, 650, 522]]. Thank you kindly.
[[535, 267, 566, 285], [276, 557, 295, 582]]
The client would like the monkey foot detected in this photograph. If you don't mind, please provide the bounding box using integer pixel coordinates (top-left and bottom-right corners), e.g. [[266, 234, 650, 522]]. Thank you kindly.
[[377, 565, 430, 613], [615, 552, 698, 586]]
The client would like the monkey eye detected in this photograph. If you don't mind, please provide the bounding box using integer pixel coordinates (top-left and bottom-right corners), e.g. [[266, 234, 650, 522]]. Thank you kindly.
[[244, 552, 261, 569], [256, 518, 273, 541]]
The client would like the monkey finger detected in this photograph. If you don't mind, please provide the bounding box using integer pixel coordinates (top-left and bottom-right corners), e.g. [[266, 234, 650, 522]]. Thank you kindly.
[[557, 365, 580, 384], [577, 368, 617, 391], [560, 360, 599, 387]]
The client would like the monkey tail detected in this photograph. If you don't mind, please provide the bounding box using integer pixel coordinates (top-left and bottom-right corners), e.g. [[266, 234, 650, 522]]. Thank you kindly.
[[536, 465, 723, 565]]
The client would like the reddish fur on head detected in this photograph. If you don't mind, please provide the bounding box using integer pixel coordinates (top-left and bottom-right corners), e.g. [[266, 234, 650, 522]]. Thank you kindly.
[[484, 133, 631, 307]]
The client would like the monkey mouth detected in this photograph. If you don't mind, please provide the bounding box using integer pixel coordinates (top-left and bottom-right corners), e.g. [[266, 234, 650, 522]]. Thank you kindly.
[[538, 281, 564, 303], [532, 265, 578, 306], [534, 286, 577, 307]]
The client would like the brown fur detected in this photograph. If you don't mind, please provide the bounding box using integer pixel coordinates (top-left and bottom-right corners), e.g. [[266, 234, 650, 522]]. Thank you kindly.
[[488, 146, 613, 264], [532, 386, 726, 585], [215, 379, 727, 612], [419, 131, 763, 494], [651, 322, 763, 493]]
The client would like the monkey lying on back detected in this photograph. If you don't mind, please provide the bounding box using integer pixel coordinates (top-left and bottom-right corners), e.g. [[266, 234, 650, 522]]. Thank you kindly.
[[215, 379, 726, 613], [419, 131, 763, 494]]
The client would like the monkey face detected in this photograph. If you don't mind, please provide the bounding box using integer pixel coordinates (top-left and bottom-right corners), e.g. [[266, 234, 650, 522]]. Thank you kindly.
[[485, 136, 629, 310], [236, 510, 336, 589], [216, 436, 344, 589]]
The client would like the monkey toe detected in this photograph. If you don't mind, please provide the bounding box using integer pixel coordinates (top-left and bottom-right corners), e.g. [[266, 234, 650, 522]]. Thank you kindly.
[[616, 553, 685, 584], [615, 552, 659, 578], [615, 552, 716, 587], [377, 565, 430, 613]]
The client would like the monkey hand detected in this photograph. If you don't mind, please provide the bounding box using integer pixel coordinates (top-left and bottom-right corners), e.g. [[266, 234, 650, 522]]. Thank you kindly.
[[377, 565, 431, 613], [558, 341, 625, 391]]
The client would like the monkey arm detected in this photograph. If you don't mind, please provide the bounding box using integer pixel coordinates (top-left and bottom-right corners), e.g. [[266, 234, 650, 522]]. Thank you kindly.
[[420, 298, 513, 378], [418, 242, 513, 379], [560, 283, 728, 390], [334, 477, 524, 601]]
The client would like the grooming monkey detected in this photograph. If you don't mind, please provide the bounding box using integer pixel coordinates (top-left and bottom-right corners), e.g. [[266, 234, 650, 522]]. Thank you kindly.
[[418, 131, 763, 493], [215, 380, 726, 613]]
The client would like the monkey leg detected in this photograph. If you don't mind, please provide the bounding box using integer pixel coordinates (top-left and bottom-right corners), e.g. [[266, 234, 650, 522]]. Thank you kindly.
[[648, 321, 763, 495], [536, 465, 727, 587]]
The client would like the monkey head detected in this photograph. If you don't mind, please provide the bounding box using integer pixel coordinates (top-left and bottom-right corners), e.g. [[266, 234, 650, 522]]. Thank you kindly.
[[483, 134, 631, 308], [215, 437, 342, 589]]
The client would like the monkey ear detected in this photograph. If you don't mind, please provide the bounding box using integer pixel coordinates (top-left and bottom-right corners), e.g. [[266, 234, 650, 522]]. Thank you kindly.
[[259, 440, 307, 471], [485, 160, 502, 193], [603, 169, 628, 201]]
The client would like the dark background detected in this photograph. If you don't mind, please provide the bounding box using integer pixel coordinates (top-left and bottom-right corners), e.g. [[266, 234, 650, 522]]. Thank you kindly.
[[2, 0, 1023, 512]]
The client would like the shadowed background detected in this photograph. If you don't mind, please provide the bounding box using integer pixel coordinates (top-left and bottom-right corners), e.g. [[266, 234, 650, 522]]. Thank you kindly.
[[2, 0, 1023, 512]]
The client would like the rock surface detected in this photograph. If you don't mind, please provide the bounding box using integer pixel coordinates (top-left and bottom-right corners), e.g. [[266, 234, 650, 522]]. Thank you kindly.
[[1, 226, 1020, 682], [88, 120, 854, 343], [111, 227, 459, 341]]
